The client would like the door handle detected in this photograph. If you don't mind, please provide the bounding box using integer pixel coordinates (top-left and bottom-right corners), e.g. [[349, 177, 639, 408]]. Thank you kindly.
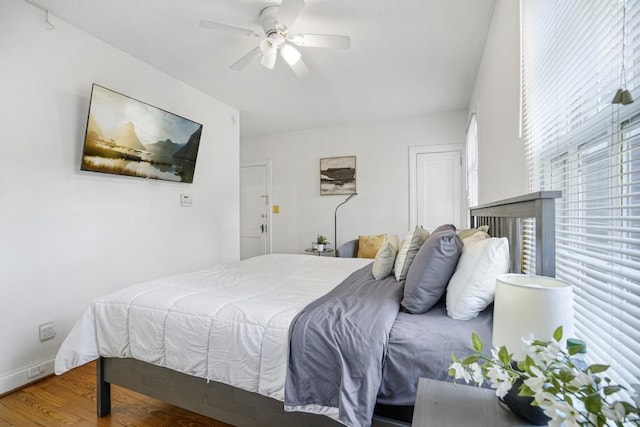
[[260, 224, 266, 233]]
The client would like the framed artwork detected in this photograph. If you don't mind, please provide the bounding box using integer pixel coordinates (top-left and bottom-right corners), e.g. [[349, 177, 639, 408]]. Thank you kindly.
[[320, 156, 356, 195], [81, 84, 203, 183]]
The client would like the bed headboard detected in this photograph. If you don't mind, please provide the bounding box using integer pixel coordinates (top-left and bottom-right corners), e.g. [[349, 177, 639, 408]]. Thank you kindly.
[[469, 191, 561, 277], [338, 191, 561, 277]]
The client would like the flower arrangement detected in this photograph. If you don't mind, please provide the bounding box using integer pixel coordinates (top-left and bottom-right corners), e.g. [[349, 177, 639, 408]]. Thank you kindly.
[[449, 327, 640, 426]]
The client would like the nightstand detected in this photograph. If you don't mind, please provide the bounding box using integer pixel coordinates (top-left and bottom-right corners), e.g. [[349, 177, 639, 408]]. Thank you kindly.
[[304, 248, 334, 256], [412, 378, 536, 426]]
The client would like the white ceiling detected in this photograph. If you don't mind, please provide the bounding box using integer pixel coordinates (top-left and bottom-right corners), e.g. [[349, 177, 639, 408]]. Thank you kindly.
[[34, 0, 496, 137]]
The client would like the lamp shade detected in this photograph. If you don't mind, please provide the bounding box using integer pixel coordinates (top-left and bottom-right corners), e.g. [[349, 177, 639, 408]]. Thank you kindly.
[[493, 274, 574, 360]]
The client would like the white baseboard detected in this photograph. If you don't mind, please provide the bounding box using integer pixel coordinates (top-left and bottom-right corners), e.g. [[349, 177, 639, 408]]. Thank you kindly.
[[0, 358, 56, 395]]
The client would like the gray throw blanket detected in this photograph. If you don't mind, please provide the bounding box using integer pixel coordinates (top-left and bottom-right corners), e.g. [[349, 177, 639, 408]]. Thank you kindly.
[[285, 264, 403, 427]]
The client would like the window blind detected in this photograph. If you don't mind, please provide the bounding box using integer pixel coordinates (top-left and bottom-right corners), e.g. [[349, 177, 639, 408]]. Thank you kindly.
[[521, 0, 640, 391]]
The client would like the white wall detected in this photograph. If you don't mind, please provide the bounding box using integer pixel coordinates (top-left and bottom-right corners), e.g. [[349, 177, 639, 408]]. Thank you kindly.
[[469, 0, 528, 204], [241, 112, 467, 254], [0, 0, 239, 393]]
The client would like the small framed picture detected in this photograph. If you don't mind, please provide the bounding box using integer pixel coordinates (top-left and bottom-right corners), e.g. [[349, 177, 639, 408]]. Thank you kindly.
[[320, 156, 356, 195]]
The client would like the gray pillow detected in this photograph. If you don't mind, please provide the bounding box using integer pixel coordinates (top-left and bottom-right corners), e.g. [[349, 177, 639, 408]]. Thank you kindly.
[[401, 226, 463, 314]]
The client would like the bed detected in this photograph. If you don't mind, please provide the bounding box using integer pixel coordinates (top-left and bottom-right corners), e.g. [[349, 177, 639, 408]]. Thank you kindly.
[[54, 191, 560, 427]]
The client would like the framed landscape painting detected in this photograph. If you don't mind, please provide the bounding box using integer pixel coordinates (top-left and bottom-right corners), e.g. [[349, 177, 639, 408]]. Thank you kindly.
[[320, 156, 356, 195], [81, 84, 203, 183]]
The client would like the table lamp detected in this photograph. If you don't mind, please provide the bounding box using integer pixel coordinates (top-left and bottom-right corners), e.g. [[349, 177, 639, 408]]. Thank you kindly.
[[493, 274, 574, 360]]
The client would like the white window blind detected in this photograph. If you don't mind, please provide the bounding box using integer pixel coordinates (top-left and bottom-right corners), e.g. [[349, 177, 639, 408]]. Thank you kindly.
[[521, 0, 640, 391], [466, 113, 479, 208]]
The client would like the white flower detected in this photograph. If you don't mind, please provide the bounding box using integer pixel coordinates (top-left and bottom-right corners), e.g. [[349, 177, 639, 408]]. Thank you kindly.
[[524, 366, 545, 394], [521, 335, 547, 368], [540, 341, 562, 364], [569, 371, 592, 388], [452, 329, 640, 426], [535, 391, 559, 410], [524, 374, 545, 394], [470, 363, 484, 385], [547, 417, 564, 427], [601, 402, 626, 422], [449, 361, 471, 383], [485, 365, 513, 398], [494, 380, 512, 399]]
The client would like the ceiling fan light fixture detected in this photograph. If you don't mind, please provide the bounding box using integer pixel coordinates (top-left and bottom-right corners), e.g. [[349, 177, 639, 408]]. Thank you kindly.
[[281, 44, 302, 65], [202, 0, 349, 76], [261, 50, 277, 69], [259, 38, 273, 53]]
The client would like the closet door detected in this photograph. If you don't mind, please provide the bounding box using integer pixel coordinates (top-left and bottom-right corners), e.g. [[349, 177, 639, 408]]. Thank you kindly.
[[409, 145, 463, 231]]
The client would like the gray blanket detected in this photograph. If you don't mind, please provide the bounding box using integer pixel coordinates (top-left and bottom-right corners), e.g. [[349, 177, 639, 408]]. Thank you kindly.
[[377, 299, 493, 405], [285, 263, 403, 427]]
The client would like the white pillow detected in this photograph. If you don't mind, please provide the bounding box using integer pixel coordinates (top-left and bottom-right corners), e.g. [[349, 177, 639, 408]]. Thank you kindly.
[[372, 235, 399, 279], [446, 237, 510, 320]]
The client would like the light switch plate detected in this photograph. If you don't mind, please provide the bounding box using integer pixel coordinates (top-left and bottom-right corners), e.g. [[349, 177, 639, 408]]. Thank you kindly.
[[180, 193, 193, 207]]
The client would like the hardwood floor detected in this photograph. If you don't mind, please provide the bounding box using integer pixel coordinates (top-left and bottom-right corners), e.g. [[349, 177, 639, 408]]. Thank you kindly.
[[0, 361, 234, 426]]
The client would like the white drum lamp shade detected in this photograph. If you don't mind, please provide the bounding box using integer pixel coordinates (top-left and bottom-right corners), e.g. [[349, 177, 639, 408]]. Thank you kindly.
[[493, 274, 574, 360]]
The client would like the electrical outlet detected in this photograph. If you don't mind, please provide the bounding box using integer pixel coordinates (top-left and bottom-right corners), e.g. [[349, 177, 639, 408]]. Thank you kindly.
[[39, 322, 56, 342], [27, 364, 45, 378]]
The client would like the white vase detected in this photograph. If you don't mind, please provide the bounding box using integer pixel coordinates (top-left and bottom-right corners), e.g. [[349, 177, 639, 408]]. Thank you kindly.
[[316, 244, 325, 252]]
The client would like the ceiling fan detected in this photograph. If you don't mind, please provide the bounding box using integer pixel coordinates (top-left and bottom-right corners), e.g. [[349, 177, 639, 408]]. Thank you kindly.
[[199, 0, 350, 78]]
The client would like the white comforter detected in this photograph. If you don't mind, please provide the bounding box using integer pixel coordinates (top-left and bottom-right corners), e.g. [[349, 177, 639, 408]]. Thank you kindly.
[[55, 254, 371, 401]]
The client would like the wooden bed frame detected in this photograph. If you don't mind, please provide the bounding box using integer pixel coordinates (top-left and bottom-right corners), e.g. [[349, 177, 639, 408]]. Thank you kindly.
[[96, 191, 561, 427]]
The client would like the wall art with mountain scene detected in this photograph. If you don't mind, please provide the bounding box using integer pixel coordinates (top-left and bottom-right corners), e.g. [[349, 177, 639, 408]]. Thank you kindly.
[[81, 84, 202, 183], [320, 156, 356, 195]]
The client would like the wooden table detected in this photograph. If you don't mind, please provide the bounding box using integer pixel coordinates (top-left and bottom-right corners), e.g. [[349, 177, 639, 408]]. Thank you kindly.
[[411, 378, 537, 426]]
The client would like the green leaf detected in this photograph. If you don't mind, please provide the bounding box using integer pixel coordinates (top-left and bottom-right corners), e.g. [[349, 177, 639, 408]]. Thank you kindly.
[[531, 339, 549, 347], [584, 394, 602, 413], [498, 346, 511, 365], [448, 369, 456, 377], [587, 364, 610, 375], [603, 385, 622, 396], [565, 395, 574, 407], [519, 386, 535, 397], [545, 386, 559, 395], [462, 355, 479, 365], [516, 360, 526, 371], [557, 368, 575, 383], [451, 352, 459, 362], [522, 355, 537, 372], [621, 401, 638, 414], [553, 326, 563, 342], [471, 332, 483, 352]]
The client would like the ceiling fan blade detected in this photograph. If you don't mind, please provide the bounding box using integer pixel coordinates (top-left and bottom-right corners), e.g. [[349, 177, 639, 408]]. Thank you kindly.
[[277, 0, 305, 29], [288, 56, 310, 78], [290, 34, 350, 49], [230, 47, 261, 71], [199, 20, 259, 38]]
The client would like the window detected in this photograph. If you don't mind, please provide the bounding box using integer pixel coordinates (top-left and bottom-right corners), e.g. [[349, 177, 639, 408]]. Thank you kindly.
[[521, 0, 640, 391], [466, 113, 478, 208]]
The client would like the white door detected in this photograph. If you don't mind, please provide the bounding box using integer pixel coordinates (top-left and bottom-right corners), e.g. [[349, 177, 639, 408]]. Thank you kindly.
[[240, 162, 271, 260], [409, 145, 463, 231]]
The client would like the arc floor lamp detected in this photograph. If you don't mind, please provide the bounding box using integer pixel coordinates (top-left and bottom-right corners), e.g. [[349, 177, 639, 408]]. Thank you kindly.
[[334, 192, 357, 256]]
